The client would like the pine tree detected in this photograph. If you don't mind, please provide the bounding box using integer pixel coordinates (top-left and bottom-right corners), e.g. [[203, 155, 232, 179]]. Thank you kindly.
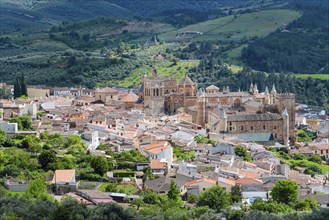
[[20, 73, 28, 96]]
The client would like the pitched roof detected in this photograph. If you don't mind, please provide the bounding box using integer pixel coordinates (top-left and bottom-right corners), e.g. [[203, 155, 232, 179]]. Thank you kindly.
[[227, 113, 282, 122], [74, 96, 96, 102], [206, 85, 219, 90], [235, 178, 262, 185], [185, 178, 217, 186], [52, 170, 75, 183], [95, 87, 118, 93], [122, 91, 139, 103], [144, 142, 170, 155], [179, 75, 195, 86], [231, 132, 274, 142], [150, 159, 167, 169]]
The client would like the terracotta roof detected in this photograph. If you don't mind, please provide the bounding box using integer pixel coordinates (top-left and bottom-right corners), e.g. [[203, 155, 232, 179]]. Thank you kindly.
[[95, 88, 118, 93], [150, 159, 167, 169], [52, 170, 75, 183], [239, 171, 261, 179], [122, 91, 139, 103], [144, 142, 169, 155], [144, 142, 168, 150], [185, 178, 217, 186], [74, 96, 96, 102], [235, 178, 262, 185]]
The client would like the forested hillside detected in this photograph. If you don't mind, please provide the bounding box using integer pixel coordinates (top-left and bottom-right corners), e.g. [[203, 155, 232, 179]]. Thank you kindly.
[[241, 1, 329, 73], [0, 0, 328, 110]]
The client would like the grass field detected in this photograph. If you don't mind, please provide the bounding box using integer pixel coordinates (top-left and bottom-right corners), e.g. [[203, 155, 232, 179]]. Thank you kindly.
[[159, 9, 302, 42], [117, 59, 199, 88], [275, 152, 329, 174], [98, 183, 138, 195], [224, 44, 248, 66], [295, 74, 329, 80]]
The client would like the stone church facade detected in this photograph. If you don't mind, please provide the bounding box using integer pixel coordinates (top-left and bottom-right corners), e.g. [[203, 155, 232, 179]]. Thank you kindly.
[[142, 69, 295, 145]]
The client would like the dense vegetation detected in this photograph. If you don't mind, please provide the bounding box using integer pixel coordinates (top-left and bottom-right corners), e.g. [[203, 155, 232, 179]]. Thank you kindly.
[[0, 0, 327, 111], [242, 1, 329, 74]]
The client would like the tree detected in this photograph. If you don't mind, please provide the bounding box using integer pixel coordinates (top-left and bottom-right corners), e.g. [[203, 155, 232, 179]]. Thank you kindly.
[[0, 85, 12, 99], [230, 185, 242, 203], [38, 150, 58, 170], [295, 198, 320, 211], [187, 194, 198, 204], [197, 186, 231, 212], [89, 203, 138, 220], [105, 184, 122, 193], [142, 167, 154, 183], [21, 135, 42, 155], [167, 179, 180, 201], [250, 198, 293, 213], [270, 180, 298, 206], [0, 129, 6, 147], [90, 156, 108, 176], [235, 145, 252, 162], [26, 178, 51, 200], [131, 198, 143, 211], [20, 73, 28, 97], [9, 116, 34, 131], [14, 77, 21, 99]]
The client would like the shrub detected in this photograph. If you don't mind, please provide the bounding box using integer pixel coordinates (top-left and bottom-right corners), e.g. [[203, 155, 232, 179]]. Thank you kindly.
[[113, 171, 135, 178]]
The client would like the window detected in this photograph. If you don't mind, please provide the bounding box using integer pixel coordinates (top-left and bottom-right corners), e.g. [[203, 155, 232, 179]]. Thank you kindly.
[[241, 126, 244, 131], [263, 125, 266, 130], [251, 126, 253, 130], [274, 126, 277, 130]]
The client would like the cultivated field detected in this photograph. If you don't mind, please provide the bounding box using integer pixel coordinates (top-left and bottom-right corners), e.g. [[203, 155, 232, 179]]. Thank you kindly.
[[159, 9, 302, 42]]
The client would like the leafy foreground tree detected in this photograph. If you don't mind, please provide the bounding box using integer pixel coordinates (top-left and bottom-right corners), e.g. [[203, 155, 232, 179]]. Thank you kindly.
[[270, 180, 298, 206], [250, 198, 293, 214], [90, 155, 109, 176], [295, 198, 320, 211], [197, 186, 231, 212], [26, 178, 53, 201], [230, 185, 242, 203], [9, 116, 34, 131]]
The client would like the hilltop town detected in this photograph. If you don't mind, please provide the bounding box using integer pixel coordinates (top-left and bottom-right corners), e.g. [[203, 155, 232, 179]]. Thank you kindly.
[[0, 68, 328, 218]]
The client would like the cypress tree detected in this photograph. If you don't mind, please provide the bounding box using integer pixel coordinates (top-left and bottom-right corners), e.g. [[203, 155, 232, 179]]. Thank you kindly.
[[14, 77, 21, 98], [20, 73, 28, 96]]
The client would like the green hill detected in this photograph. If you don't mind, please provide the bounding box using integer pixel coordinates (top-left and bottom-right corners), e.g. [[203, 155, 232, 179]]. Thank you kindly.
[[0, 0, 249, 33], [159, 9, 302, 42]]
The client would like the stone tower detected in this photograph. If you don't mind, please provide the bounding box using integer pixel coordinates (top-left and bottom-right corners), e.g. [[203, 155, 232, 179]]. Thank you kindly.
[[143, 67, 177, 115], [196, 89, 206, 127], [264, 86, 270, 104], [270, 84, 277, 104], [219, 110, 228, 133], [282, 108, 289, 145], [275, 92, 296, 144]]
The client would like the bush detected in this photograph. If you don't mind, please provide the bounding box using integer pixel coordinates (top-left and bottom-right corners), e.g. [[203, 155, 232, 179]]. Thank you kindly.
[[308, 155, 322, 164], [113, 171, 135, 178], [79, 172, 106, 181]]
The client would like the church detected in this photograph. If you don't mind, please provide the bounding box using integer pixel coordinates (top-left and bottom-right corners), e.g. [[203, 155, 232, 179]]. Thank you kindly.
[[142, 68, 295, 145]]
